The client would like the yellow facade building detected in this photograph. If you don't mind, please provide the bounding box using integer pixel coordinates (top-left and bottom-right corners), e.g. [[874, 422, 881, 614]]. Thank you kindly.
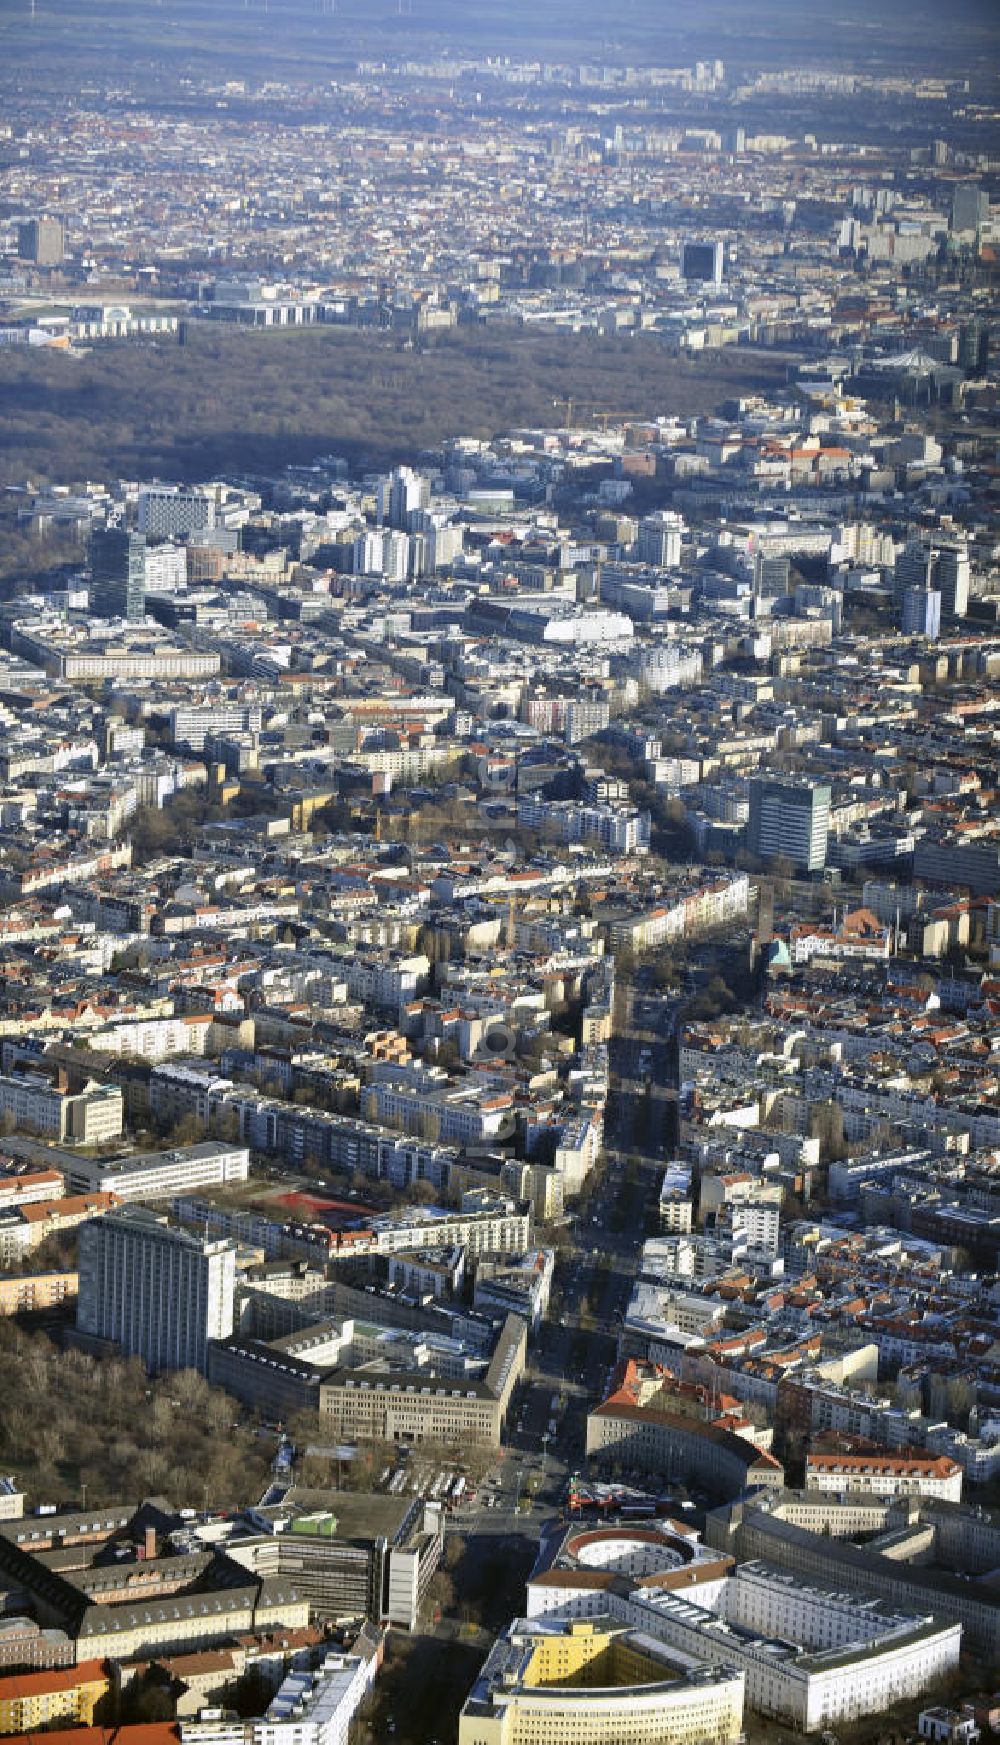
[[458, 1616, 744, 1745], [0, 1659, 109, 1735]]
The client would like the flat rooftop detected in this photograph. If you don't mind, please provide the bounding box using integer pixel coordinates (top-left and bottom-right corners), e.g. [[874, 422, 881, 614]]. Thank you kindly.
[[250, 1487, 422, 1547]]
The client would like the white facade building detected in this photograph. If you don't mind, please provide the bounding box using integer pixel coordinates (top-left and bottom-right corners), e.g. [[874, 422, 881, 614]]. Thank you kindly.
[[527, 1553, 962, 1733], [61, 1141, 251, 1205], [77, 1207, 236, 1374], [804, 1453, 963, 1503], [256, 1638, 380, 1745], [138, 487, 218, 539]]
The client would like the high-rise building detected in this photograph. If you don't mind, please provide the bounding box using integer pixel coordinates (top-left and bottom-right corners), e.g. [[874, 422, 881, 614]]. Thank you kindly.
[[352, 527, 410, 582], [901, 587, 941, 640], [17, 217, 64, 266], [76, 1207, 235, 1374], [747, 777, 831, 873], [137, 487, 217, 540], [950, 182, 988, 236], [936, 543, 969, 620], [893, 539, 934, 605], [895, 538, 968, 619], [957, 317, 989, 374], [753, 551, 791, 599], [378, 466, 430, 530], [681, 239, 724, 287], [143, 542, 188, 595], [635, 511, 685, 568], [89, 526, 147, 623], [425, 520, 463, 571]]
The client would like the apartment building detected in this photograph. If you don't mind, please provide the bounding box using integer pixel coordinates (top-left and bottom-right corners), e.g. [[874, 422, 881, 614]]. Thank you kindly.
[[364, 1078, 513, 1147], [516, 797, 651, 855], [0, 1168, 64, 1211], [372, 1203, 532, 1259], [0, 1271, 78, 1317], [0, 1660, 109, 1734], [76, 1208, 236, 1374], [0, 1074, 122, 1145], [804, 1452, 963, 1503], [0, 1194, 117, 1266]]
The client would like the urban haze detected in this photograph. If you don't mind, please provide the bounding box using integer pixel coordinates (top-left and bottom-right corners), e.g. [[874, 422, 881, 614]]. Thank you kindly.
[[0, 1, 998, 1742]]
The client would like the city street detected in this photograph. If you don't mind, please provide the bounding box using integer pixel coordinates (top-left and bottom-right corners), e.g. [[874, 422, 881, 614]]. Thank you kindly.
[[446, 986, 680, 1566]]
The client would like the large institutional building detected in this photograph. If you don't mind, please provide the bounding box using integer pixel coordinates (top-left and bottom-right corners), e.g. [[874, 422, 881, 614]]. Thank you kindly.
[[59, 1140, 251, 1204], [457, 1615, 745, 1745], [585, 1368, 785, 1498], [708, 1489, 1000, 1659], [220, 1489, 444, 1634], [76, 1207, 236, 1375], [317, 1312, 526, 1449], [521, 1521, 962, 1733], [0, 1504, 307, 1665]]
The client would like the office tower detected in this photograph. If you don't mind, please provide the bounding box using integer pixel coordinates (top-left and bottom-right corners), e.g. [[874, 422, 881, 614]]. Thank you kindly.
[[893, 539, 934, 606], [901, 587, 941, 640], [17, 217, 64, 266], [895, 538, 968, 620], [378, 466, 430, 531], [936, 543, 969, 620], [89, 526, 147, 623], [681, 239, 724, 287], [753, 551, 791, 599], [950, 182, 987, 236], [352, 527, 409, 582], [138, 487, 217, 540], [77, 1207, 235, 1374], [143, 542, 188, 595], [748, 777, 831, 873], [635, 510, 685, 568], [958, 317, 988, 374]]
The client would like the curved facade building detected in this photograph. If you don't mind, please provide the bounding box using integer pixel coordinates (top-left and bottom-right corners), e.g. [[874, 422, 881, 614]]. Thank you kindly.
[[457, 1615, 744, 1745], [586, 1385, 784, 1500]]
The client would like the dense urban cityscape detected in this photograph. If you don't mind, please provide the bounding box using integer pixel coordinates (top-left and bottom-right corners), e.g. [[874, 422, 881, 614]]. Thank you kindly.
[[0, 0, 998, 1740]]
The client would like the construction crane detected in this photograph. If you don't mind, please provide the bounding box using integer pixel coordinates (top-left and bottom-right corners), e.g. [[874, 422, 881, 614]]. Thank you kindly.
[[592, 409, 649, 430], [551, 400, 649, 432]]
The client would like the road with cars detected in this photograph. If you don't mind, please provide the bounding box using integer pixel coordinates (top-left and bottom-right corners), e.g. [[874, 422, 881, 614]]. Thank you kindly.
[[448, 976, 681, 1562]]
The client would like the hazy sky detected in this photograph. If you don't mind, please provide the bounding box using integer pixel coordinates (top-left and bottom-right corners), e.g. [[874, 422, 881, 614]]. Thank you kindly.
[[1, 0, 996, 88]]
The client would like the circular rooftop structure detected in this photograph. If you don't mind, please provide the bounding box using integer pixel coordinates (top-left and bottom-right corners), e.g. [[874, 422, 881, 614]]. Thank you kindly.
[[566, 1526, 692, 1579]]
